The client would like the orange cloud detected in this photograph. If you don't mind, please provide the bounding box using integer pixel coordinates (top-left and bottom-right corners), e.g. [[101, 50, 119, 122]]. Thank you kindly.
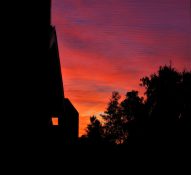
[[53, 0, 191, 136]]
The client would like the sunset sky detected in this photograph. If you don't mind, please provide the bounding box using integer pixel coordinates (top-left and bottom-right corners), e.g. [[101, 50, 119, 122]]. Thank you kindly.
[[52, 0, 191, 136]]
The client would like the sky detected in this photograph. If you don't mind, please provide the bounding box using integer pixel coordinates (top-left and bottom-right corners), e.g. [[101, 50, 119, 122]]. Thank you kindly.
[[52, 0, 191, 136]]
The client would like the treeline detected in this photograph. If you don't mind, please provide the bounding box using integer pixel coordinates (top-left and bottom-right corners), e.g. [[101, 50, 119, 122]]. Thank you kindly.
[[79, 65, 191, 146]]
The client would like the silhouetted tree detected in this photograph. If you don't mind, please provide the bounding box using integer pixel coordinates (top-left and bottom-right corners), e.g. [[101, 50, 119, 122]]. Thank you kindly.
[[181, 70, 191, 120], [86, 116, 104, 144], [140, 65, 191, 145], [79, 116, 105, 144], [178, 70, 191, 145], [101, 91, 125, 144], [80, 65, 191, 146], [121, 90, 146, 145]]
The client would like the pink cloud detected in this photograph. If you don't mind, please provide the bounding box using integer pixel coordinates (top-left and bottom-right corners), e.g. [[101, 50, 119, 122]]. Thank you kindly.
[[52, 0, 191, 135]]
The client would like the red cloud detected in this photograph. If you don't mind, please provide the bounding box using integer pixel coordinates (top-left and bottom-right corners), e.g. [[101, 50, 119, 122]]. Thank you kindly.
[[53, 0, 191, 136]]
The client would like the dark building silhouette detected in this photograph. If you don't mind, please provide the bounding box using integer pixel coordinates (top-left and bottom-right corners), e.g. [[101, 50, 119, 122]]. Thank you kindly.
[[48, 24, 79, 144], [3, 0, 78, 145]]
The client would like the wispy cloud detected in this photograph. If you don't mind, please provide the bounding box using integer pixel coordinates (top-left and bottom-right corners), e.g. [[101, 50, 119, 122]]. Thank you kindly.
[[53, 0, 191, 135]]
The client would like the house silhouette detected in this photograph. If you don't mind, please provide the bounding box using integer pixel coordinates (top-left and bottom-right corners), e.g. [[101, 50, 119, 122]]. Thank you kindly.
[[3, 0, 79, 146], [48, 25, 79, 144]]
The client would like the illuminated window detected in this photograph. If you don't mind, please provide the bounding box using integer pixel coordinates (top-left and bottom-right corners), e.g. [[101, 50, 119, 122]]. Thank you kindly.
[[52, 117, 59, 126]]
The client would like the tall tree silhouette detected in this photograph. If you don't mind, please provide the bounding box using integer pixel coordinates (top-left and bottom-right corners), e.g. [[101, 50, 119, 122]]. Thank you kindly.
[[121, 91, 146, 145], [101, 91, 125, 144], [80, 65, 191, 146], [140, 65, 190, 145], [86, 116, 104, 144], [178, 70, 191, 145]]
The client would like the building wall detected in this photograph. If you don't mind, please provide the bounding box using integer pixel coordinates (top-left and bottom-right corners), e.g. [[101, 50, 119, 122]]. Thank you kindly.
[[3, 0, 79, 146]]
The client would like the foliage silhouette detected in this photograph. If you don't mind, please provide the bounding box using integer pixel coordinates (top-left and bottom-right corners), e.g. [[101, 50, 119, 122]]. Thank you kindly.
[[121, 90, 146, 145], [80, 65, 191, 146], [79, 116, 105, 144], [101, 91, 125, 144], [141, 65, 191, 146]]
